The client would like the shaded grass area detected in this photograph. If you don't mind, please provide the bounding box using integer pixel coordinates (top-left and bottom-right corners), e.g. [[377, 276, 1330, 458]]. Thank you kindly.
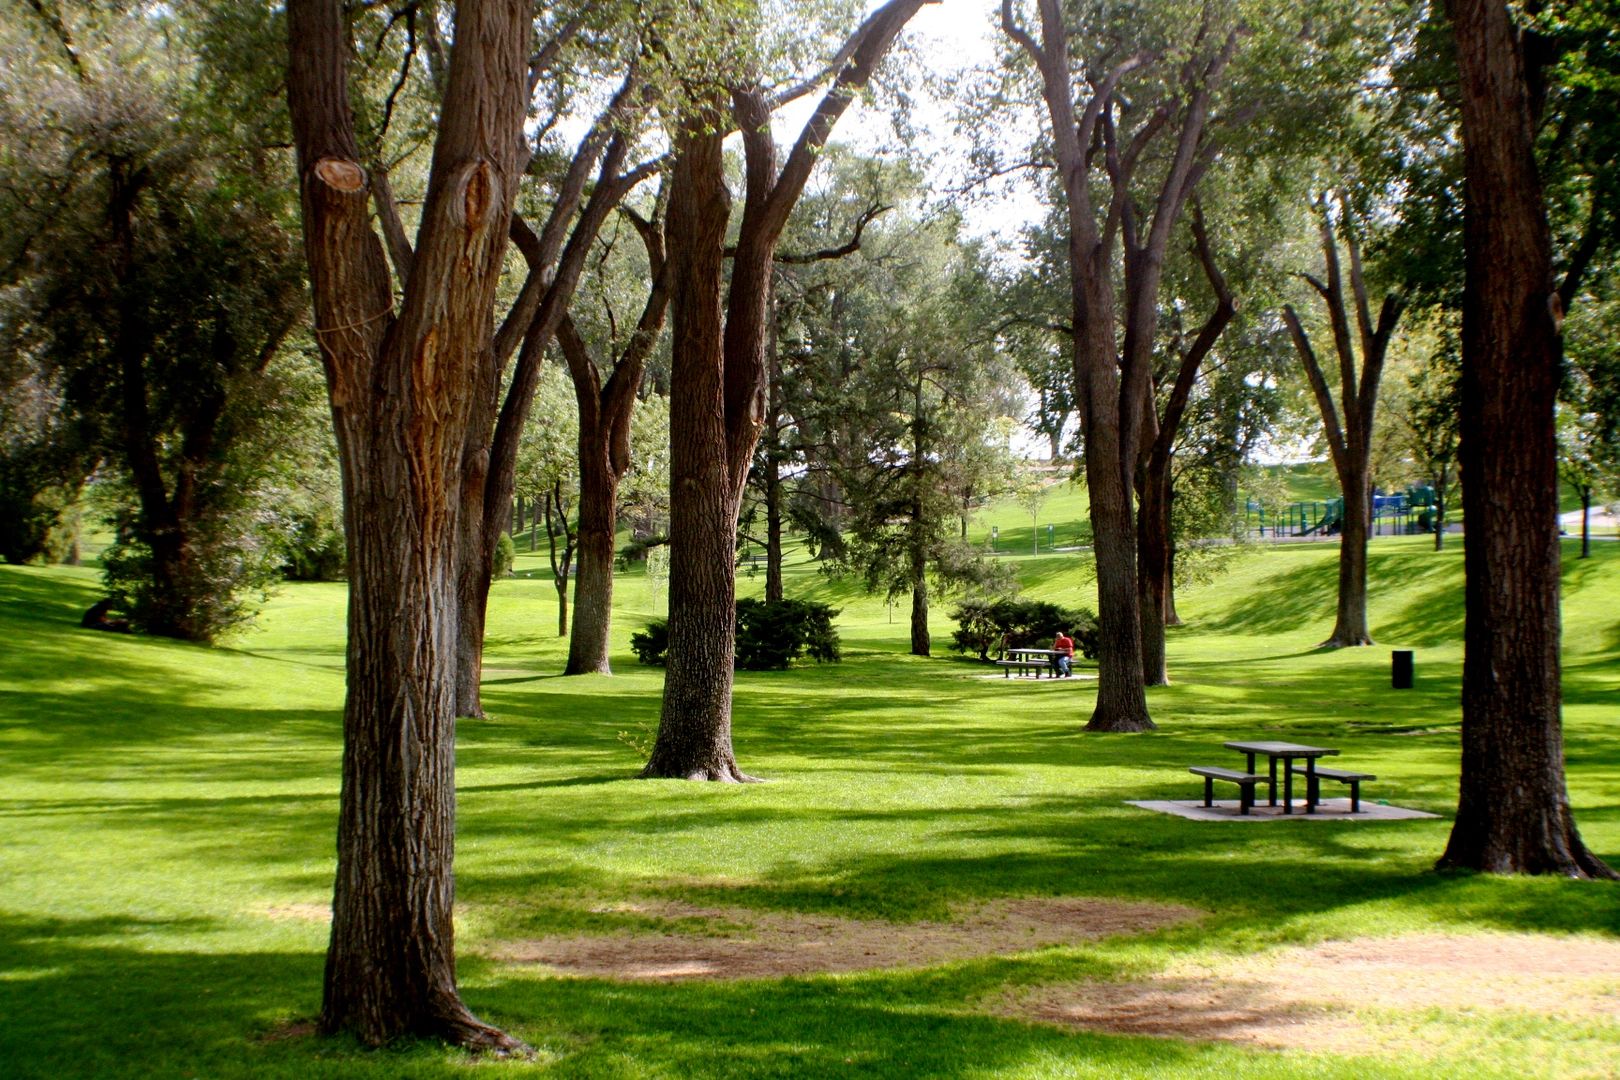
[[1, 537, 1617, 1078]]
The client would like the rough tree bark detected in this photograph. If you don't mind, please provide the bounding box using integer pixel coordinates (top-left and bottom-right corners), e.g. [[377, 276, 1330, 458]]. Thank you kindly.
[[286, 0, 530, 1050], [1437, 0, 1614, 879], [1004, 0, 1236, 730], [642, 117, 747, 781], [643, 0, 930, 780], [907, 507, 931, 657], [1135, 202, 1234, 685], [1282, 197, 1404, 649]]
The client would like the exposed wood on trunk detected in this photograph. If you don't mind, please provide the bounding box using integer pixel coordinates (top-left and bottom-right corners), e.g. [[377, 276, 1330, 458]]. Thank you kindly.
[[285, 0, 532, 1050], [1437, 0, 1613, 879]]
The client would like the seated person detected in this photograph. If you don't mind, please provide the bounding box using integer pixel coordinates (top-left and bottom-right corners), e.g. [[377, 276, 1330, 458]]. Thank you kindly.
[[81, 597, 131, 633], [1051, 629, 1074, 677]]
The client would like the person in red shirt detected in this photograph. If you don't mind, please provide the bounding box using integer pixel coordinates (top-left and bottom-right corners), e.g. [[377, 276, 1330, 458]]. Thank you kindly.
[[1051, 629, 1074, 677]]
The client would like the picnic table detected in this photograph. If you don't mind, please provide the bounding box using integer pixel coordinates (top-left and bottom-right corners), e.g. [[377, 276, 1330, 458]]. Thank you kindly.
[[997, 647, 1056, 678], [1224, 740, 1339, 814]]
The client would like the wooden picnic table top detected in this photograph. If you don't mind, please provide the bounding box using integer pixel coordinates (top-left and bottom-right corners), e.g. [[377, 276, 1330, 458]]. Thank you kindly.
[[1223, 740, 1340, 814], [1223, 740, 1339, 758]]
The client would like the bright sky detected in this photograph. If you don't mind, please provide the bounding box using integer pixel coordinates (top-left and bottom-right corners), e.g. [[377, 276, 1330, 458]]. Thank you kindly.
[[772, 0, 1045, 251]]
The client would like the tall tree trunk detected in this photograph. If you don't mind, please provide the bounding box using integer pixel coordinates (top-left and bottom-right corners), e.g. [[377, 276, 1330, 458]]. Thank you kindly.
[[1283, 201, 1401, 649], [764, 285, 786, 603], [909, 506, 930, 656], [287, 0, 531, 1049], [566, 447, 618, 673], [643, 0, 928, 779], [1136, 462, 1171, 685], [1005, 0, 1237, 732], [1330, 471, 1373, 645], [764, 454, 785, 602], [1080, 318, 1154, 730], [641, 123, 752, 782], [1438, 0, 1613, 878], [453, 73, 651, 715], [1135, 209, 1232, 682], [455, 552, 492, 718], [1164, 513, 1182, 626], [1578, 485, 1591, 559], [1433, 466, 1448, 551], [560, 210, 667, 677]]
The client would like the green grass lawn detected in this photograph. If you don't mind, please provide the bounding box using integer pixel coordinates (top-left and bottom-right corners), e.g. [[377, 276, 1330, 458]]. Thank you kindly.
[[1, 534, 1617, 1078]]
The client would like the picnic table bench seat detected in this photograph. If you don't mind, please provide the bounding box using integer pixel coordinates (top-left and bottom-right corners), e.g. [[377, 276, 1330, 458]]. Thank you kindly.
[[1290, 764, 1376, 813], [995, 657, 1046, 678], [1188, 766, 1269, 815]]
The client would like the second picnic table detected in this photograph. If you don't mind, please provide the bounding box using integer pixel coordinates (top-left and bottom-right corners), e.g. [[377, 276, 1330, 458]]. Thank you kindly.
[[998, 647, 1057, 677], [1224, 740, 1339, 814]]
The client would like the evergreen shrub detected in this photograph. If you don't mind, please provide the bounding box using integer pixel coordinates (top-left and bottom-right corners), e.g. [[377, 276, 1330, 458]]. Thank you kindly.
[[949, 597, 1099, 661], [631, 597, 842, 670], [492, 532, 516, 579]]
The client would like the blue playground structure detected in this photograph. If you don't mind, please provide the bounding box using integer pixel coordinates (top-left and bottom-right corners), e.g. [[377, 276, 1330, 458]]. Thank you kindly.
[[1245, 485, 1440, 539]]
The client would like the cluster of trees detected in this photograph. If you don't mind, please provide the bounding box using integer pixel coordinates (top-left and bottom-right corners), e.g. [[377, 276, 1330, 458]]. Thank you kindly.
[[988, 0, 1617, 879], [0, 4, 326, 638], [4, 0, 1616, 1052]]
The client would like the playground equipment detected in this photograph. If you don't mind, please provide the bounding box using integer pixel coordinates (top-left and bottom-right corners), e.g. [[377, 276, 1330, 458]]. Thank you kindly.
[[1245, 498, 1342, 537], [1245, 485, 1440, 539]]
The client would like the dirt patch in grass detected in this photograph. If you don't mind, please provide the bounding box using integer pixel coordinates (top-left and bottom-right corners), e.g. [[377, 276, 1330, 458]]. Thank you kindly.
[[489, 897, 1200, 980], [1002, 931, 1620, 1055], [260, 902, 330, 923]]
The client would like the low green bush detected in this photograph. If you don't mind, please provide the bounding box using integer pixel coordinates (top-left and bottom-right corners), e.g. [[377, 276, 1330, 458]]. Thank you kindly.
[[629, 618, 669, 666], [281, 509, 346, 581], [491, 532, 516, 580], [631, 597, 842, 670], [949, 596, 1099, 660]]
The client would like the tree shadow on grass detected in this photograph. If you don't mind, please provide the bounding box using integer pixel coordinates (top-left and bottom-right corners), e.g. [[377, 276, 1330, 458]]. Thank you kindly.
[[0, 913, 331, 1080], [0, 685, 340, 775], [635, 794, 1617, 941], [471, 961, 1239, 1080], [1200, 546, 1465, 645], [0, 565, 104, 626]]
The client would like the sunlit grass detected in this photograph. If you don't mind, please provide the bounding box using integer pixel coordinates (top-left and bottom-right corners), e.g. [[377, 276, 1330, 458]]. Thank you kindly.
[[1, 533, 1617, 1078]]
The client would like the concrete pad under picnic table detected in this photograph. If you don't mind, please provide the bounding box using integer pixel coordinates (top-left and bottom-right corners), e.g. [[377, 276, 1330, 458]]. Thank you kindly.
[[1129, 798, 1441, 822]]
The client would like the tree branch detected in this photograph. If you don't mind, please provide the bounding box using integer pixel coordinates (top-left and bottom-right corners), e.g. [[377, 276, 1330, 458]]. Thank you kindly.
[[777, 203, 891, 263], [528, 11, 587, 97], [1283, 304, 1350, 475], [24, 0, 88, 82], [369, 158, 414, 285]]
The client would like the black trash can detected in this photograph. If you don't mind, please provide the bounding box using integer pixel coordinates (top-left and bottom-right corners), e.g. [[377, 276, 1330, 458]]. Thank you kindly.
[[1392, 649, 1414, 690]]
